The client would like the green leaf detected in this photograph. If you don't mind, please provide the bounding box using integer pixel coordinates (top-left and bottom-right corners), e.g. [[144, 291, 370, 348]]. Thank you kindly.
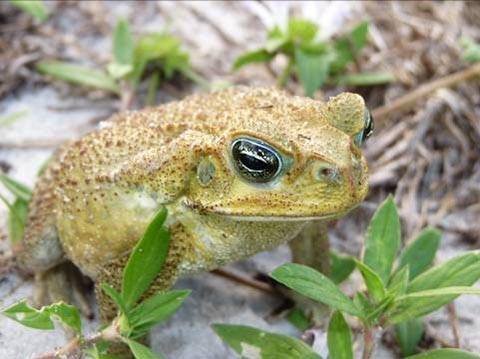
[[128, 290, 190, 337], [287, 18, 319, 43], [131, 33, 189, 83], [295, 48, 332, 97], [9, 0, 48, 22], [271, 263, 362, 317], [408, 251, 480, 293], [395, 319, 424, 356], [0, 173, 32, 201], [233, 49, 274, 70], [336, 71, 395, 86], [113, 19, 134, 65], [363, 196, 401, 284], [146, 72, 160, 106], [460, 37, 480, 63], [331, 21, 369, 74], [349, 21, 369, 52], [355, 260, 386, 302], [121, 207, 170, 309], [407, 348, 480, 359], [353, 292, 373, 316], [212, 324, 322, 359], [329, 251, 356, 284], [2, 300, 54, 330], [388, 286, 480, 324], [47, 302, 82, 334], [0, 196, 29, 244], [36, 61, 119, 93], [0, 110, 29, 127], [327, 311, 353, 359], [101, 283, 127, 314], [106, 63, 133, 79], [286, 308, 310, 331], [387, 265, 409, 297], [123, 338, 164, 359], [398, 228, 441, 280]]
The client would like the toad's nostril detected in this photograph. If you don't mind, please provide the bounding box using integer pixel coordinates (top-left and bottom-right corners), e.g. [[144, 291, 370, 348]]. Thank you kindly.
[[315, 163, 341, 183]]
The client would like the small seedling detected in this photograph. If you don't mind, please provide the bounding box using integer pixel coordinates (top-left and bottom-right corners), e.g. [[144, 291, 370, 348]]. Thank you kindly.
[[233, 18, 394, 97], [36, 18, 205, 109], [8, 0, 48, 22], [0, 173, 32, 244], [2, 207, 190, 358], [460, 37, 480, 63], [215, 196, 480, 359]]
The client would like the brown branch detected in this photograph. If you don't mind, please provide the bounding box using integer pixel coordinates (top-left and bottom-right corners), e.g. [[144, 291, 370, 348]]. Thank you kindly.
[[211, 268, 276, 294], [372, 62, 480, 122]]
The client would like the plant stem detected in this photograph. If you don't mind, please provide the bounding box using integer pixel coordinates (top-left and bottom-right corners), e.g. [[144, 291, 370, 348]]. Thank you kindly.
[[277, 58, 294, 88], [372, 62, 480, 123], [34, 321, 121, 359], [362, 326, 375, 359]]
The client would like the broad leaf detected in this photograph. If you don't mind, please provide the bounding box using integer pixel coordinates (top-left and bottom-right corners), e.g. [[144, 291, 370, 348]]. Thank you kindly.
[[287, 18, 318, 43], [461, 37, 480, 63], [395, 319, 424, 356], [36, 61, 119, 93], [287, 308, 311, 331], [0, 173, 32, 201], [123, 338, 164, 359], [101, 283, 127, 314], [113, 19, 134, 65], [295, 48, 331, 97], [399, 228, 441, 279], [363, 196, 401, 284], [408, 251, 480, 293], [331, 21, 369, 74], [121, 207, 170, 309], [10, 0, 48, 22], [355, 260, 386, 302], [388, 286, 480, 324], [47, 302, 82, 334], [212, 324, 322, 359], [128, 290, 190, 337], [387, 265, 409, 297], [2, 300, 54, 330], [407, 349, 480, 359], [0, 195, 29, 244], [336, 71, 395, 86], [233, 49, 274, 70], [327, 311, 353, 359], [271, 263, 362, 317], [330, 251, 356, 284]]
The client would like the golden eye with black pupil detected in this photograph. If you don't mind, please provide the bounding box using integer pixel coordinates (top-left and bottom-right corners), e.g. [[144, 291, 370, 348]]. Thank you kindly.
[[231, 138, 282, 183]]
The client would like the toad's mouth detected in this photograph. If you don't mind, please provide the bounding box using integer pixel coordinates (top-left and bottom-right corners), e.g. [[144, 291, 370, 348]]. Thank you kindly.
[[182, 199, 358, 222]]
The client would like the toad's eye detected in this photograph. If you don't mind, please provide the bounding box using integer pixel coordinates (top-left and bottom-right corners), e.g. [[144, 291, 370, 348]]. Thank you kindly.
[[354, 109, 374, 147], [231, 138, 282, 183]]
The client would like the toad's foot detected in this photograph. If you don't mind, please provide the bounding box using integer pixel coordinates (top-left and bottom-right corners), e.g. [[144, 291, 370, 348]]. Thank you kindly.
[[33, 262, 94, 321]]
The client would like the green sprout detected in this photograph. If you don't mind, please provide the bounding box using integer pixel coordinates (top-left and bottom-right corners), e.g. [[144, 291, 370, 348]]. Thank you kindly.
[[36, 19, 205, 108], [214, 197, 480, 359], [2, 207, 190, 358], [234, 18, 394, 98]]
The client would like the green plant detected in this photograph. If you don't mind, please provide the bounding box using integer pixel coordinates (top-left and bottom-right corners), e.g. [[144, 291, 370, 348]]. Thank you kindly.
[[233, 18, 394, 97], [214, 196, 480, 359], [460, 37, 480, 63], [0, 173, 32, 244], [9, 0, 48, 22], [36, 19, 205, 109], [2, 207, 190, 358]]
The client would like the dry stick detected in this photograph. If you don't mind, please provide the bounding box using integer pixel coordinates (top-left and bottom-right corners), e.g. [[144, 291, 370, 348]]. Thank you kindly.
[[211, 268, 276, 295], [447, 302, 461, 348], [372, 62, 480, 122]]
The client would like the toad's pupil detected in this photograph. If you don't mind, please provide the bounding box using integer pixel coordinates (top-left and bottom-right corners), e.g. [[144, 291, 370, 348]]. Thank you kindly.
[[232, 139, 281, 183]]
